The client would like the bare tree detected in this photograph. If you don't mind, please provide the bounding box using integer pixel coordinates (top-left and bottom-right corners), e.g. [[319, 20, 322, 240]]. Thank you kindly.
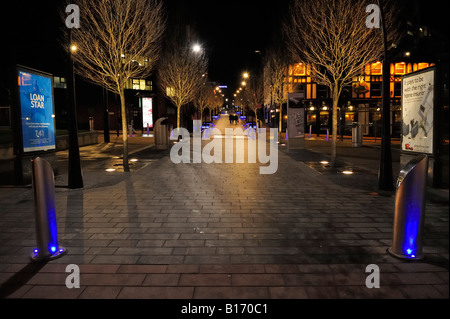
[[67, 0, 165, 171], [158, 44, 208, 128], [207, 91, 224, 121], [263, 48, 289, 137], [194, 81, 215, 124], [244, 71, 264, 129], [286, 0, 399, 167]]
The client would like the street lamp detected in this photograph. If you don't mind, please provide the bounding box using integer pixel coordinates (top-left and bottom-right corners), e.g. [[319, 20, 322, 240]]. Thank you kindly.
[[242, 72, 249, 79], [192, 44, 202, 53], [377, 0, 394, 191], [67, 33, 83, 189]]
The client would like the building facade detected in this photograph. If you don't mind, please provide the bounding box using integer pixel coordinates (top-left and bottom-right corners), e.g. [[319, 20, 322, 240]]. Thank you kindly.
[[277, 61, 435, 138]]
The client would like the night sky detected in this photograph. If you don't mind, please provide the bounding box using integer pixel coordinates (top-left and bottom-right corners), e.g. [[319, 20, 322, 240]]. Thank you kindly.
[[1, 0, 447, 96], [163, 0, 291, 92]]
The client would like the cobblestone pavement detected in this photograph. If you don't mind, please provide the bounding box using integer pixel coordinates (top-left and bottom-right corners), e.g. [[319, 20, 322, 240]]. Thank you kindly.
[[0, 115, 448, 301]]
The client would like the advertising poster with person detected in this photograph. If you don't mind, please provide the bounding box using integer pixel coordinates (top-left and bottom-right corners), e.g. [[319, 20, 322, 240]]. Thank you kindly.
[[401, 67, 435, 154]]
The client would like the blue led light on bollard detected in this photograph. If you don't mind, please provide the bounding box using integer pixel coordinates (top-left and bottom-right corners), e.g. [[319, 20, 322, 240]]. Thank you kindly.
[[388, 155, 428, 261], [30, 157, 67, 262]]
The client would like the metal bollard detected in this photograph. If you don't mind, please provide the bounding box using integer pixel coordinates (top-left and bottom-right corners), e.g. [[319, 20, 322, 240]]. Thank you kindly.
[[388, 154, 428, 260], [30, 157, 67, 262]]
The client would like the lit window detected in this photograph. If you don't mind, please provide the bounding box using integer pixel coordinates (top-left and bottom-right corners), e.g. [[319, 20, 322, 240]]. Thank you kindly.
[[293, 63, 306, 76], [395, 63, 406, 75], [371, 62, 382, 75]]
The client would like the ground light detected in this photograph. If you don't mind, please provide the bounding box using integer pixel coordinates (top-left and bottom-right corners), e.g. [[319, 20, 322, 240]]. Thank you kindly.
[[342, 170, 354, 175], [105, 168, 116, 172]]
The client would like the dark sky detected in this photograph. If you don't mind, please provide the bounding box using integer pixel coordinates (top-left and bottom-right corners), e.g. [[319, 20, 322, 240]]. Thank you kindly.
[[2, 0, 447, 96], [1, 0, 291, 93], [164, 0, 291, 92]]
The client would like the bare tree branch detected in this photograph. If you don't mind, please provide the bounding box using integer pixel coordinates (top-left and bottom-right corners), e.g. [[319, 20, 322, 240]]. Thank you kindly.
[[263, 48, 289, 134], [158, 44, 208, 128], [64, 0, 165, 171], [194, 81, 215, 123], [285, 0, 399, 166]]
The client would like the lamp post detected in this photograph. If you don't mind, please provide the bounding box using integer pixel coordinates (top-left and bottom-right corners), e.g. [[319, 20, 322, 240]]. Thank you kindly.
[[67, 30, 83, 189], [377, 0, 394, 191]]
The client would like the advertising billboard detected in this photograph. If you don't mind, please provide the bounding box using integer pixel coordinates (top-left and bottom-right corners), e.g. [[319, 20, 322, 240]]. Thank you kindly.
[[287, 93, 305, 138], [142, 97, 153, 128], [17, 67, 56, 153], [287, 93, 305, 150], [401, 67, 435, 154]]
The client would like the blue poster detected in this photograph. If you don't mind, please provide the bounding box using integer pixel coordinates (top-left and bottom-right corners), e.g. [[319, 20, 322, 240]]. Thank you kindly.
[[18, 69, 56, 152]]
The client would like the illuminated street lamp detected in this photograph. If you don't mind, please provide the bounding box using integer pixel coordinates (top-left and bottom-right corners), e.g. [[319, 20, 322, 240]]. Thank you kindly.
[[67, 32, 83, 189], [242, 72, 249, 79], [192, 44, 202, 53]]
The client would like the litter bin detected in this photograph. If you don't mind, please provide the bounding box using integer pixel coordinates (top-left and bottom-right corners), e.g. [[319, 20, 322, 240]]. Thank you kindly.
[[388, 154, 428, 260], [352, 122, 362, 147], [89, 117, 94, 131], [154, 117, 169, 150]]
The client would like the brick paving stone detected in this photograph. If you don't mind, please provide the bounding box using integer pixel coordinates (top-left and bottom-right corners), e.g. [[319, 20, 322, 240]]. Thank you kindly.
[[142, 274, 180, 286], [78, 286, 122, 299], [118, 287, 194, 299], [22, 285, 84, 299], [0, 117, 448, 300], [179, 274, 232, 286], [269, 287, 308, 299]]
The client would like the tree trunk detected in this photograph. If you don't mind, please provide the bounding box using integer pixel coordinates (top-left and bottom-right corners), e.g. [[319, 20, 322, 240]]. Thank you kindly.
[[278, 103, 282, 141], [177, 105, 181, 129], [330, 84, 339, 168], [279, 104, 282, 133], [254, 110, 259, 130], [119, 89, 130, 172]]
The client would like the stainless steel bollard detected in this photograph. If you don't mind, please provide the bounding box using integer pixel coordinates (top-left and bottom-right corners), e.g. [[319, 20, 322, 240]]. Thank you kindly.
[[30, 157, 67, 262], [388, 154, 428, 260]]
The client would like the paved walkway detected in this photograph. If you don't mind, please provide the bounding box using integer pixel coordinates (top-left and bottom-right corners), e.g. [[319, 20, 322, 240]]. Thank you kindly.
[[0, 115, 448, 300]]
